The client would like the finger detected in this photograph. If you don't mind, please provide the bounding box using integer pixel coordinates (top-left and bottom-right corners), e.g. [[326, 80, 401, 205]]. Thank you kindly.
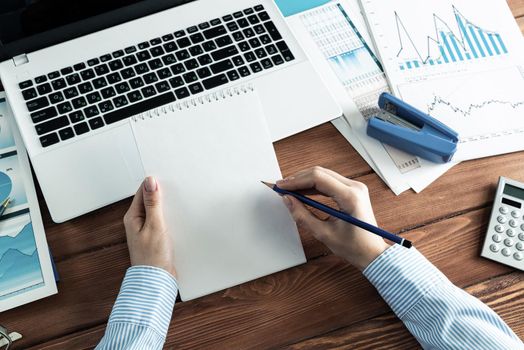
[[277, 167, 348, 199], [321, 168, 363, 188], [142, 176, 165, 230], [124, 184, 145, 226], [283, 195, 331, 243]]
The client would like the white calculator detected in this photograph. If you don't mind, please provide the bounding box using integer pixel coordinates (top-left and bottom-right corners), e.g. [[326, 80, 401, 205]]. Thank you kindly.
[[481, 177, 524, 271]]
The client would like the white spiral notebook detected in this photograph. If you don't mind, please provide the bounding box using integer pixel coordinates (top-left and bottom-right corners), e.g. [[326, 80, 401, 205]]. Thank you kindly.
[[131, 86, 306, 301]]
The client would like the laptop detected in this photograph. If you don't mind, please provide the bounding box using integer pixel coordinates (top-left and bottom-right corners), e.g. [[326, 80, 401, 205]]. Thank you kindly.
[[0, 0, 341, 223]]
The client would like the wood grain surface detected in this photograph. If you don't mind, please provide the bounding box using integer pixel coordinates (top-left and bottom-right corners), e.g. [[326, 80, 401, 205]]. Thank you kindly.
[[2, 1, 524, 349]]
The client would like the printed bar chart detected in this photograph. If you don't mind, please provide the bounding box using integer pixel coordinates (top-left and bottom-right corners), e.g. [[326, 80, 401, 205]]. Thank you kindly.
[[397, 5, 509, 70]]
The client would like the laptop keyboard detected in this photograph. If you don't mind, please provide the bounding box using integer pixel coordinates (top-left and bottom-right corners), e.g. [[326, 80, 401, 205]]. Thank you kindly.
[[18, 5, 295, 148]]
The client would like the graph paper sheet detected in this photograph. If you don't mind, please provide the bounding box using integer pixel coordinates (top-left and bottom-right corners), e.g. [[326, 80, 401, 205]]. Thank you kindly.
[[360, 0, 524, 161]]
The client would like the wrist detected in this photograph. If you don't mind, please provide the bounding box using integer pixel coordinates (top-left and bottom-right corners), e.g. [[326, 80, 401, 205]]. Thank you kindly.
[[352, 242, 390, 271]]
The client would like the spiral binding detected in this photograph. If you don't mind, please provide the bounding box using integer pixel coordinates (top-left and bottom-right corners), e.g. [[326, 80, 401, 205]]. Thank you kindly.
[[132, 84, 255, 122]]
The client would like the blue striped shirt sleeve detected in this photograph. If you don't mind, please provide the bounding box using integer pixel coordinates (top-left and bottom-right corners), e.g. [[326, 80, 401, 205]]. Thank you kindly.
[[363, 244, 524, 349], [96, 266, 178, 350]]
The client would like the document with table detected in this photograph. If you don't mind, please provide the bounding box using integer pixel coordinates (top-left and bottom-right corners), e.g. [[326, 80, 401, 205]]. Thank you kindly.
[[131, 86, 306, 301]]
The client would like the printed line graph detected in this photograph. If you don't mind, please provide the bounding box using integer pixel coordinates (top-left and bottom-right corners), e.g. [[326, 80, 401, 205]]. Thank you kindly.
[[395, 5, 509, 70], [427, 96, 524, 117]]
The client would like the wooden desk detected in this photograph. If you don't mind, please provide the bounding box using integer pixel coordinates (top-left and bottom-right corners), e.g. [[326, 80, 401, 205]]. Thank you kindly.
[[3, 2, 524, 348]]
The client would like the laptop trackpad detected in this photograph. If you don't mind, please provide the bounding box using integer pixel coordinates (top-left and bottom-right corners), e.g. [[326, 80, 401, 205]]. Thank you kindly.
[[32, 125, 145, 223]]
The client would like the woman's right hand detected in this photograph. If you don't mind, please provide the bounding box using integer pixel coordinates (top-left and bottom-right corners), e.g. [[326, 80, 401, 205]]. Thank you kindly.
[[278, 167, 390, 271]]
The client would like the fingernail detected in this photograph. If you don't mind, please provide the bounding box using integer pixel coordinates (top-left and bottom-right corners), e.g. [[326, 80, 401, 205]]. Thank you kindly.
[[282, 195, 293, 209], [144, 176, 157, 192]]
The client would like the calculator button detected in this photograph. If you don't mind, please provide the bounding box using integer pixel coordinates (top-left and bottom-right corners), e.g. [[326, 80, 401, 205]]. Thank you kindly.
[[499, 206, 509, 214], [515, 252, 523, 261], [519, 233, 524, 241], [506, 228, 516, 237], [504, 238, 514, 247], [497, 215, 507, 224], [509, 219, 518, 228], [492, 234, 502, 243], [511, 210, 521, 218], [517, 242, 524, 251], [501, 248, 511, 257], [520, 224, 524, 231], [495, 225, 504, 233], [490, 244, 500, 253]]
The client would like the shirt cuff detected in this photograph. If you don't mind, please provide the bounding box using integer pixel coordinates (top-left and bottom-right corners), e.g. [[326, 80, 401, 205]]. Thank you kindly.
[[363, 244, 448, 318], [108, 266, 178, 336]]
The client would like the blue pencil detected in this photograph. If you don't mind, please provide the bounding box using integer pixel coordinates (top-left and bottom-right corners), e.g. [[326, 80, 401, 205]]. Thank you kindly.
[[262, 182, 412, 248]]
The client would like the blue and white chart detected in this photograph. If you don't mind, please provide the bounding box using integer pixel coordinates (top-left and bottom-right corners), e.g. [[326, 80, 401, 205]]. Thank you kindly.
[[0, 94, 57, 312], [360, 0, 524, 161]]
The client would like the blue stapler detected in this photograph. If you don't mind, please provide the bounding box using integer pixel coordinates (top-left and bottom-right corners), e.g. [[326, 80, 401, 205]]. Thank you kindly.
[[367, 93, 459, 163]]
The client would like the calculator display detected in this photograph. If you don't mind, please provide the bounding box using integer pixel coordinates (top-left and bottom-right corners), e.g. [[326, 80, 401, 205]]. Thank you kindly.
[[503, 184, 524, 200]]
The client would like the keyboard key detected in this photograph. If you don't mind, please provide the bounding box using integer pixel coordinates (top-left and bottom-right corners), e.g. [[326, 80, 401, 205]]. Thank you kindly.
[[271, 54, 285, 65], [169, 76, 184, 88], [190, 33, 205, 44], [95, 64, 110, 76], [57, 102, 73, 114], [216, 35, 233, 47], [250, 62, 263, 73], [48, 71, 60, 79], [107, 72, 122, 84], [27, 97, 49, 112], [187, 26, 198, 34], [84, 106, 100, 118], [150, 46, 165, 57], [249, 38, 261, 48], [144, 72, 159, 84], [238, 66, 251, 77], [233, 31, 245, 42], [61, 67, 73, 75], [248, 15, 260, 25], [162, 34, 174, 42], [148, 59, 163, 70], [261, 58, 273, 69], [123, 55, 138, 66], [227, 22, 239, 31], [239, 42, 250, 52], [157, 68, 172, 79], [150, 38, 162, 46], [64, 87, 79, 99], [121, 68, 136, 79], [35, 75, 47, 84], [282, 50, 295, 62], [255, 25, 267, 36], [183, 72, 198, 84], [232, 55, 245, 66], [244, 52, 256, 62], [22, 88, 38, 101], [189, 45, 204, 56], [104, 92, 176, 125], [276, 41, 290, 52], [127, 91, 143, 103], [99, 101, 114, 113], [176, 50, 191, 61], [203, 25, 227, 39], [164, 42, 178, 53], [137, 51, 151, 62], [202, 41, 217, 52], [66, 74, 81, 85], [264, 21, 282, 41], [87, 58, 100, 66], [188, 82, 204, 95], [255, 5, 264, 11], [101, 87, 116, 99], [100, 54, 112, 62], [81, 69, 96, 80], [202, 74, 228, 90], [211, 18, 221, 26], [155, 81, 171, 93], [238, 18, 249, 28], [197, 67, 212, 79], [49, 92, 64, 104], [87, 92, 102, 104], [135, 63, 149, 75], [89, 117, 105, 130], [244, 28, 255, 38], [233, 11, 243, 18], [52, 78, 67, 90], [109, 59, 124, 71], [174, 30, 185, 38], [223, 14, 233, 21], [162, 54, 177, 66], [113, 96, 129, 108], [198, 54, 213, 65], [74, 62, 87, 71], [35, 116, 69, 135], [115, 82, 131, 94], [37, 83, 53, 95], [69, 111, 85, 123], [211, 59, 234, 74], [243, 8, 254, 15], [171, 63, 186, 75], [130, 77, 145, 89], [74, 122, 90, 135], [175, 87, 190, 99], [259, 11, 270, 21], [255, 48, 267, 59], [184, 59, 199, 70], [141, 86, 157, 98], [199, 22, 210, 30], [59, 127, 75, 141], [266, 44, 278, 55], [227, 70, 240, 81], [212, 46, 239, 61], [78, 82, 94, 94], [125, 46, 137, 54], [31, 106, 58, 123], [19, 80, 33, 89], [40, 132, 60, 148], [177, 37, 192, 48]]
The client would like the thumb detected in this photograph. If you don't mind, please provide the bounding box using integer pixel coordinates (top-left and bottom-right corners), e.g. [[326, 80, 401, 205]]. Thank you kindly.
[[142, 176, 164, 229], [283, 195, 330, 243]]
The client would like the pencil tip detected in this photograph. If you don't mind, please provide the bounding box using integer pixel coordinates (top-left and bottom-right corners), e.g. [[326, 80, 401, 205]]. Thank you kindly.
[[261, 181, 275, 189]]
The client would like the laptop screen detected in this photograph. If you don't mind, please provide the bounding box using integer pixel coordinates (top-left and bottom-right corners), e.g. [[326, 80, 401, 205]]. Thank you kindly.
[[0, 0, 193, 62]]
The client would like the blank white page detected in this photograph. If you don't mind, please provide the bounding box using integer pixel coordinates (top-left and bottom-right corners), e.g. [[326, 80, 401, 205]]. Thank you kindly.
[[132, 88, 306, 301]]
